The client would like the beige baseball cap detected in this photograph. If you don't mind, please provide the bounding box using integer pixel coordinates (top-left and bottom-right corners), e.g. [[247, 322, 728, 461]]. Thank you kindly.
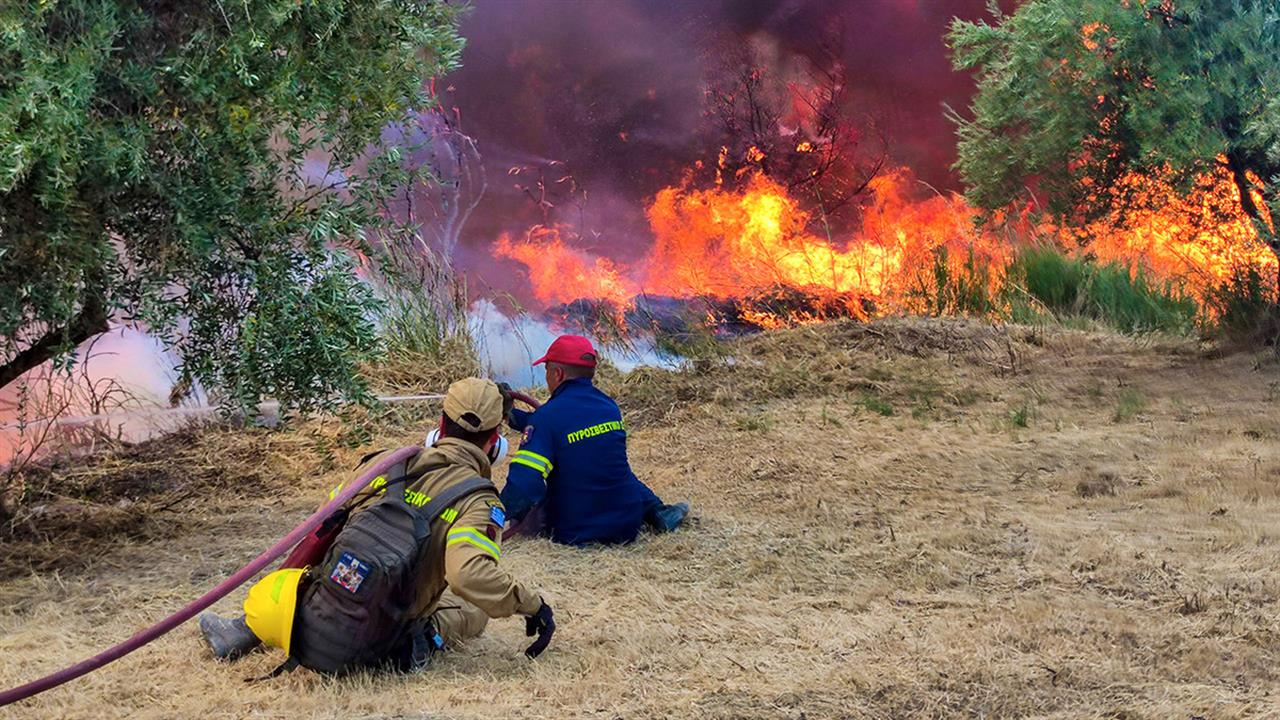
[[443, 377, 504, 432]]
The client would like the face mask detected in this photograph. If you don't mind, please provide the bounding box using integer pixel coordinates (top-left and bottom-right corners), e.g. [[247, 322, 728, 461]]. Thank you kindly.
[[425, 427, 508, 464], [488, 434, 509, 464]]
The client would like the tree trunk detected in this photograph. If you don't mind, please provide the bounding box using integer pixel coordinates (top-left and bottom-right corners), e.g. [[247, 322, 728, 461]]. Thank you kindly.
[[0, 290, 109, 390], [1225, 150, 1280, 291]]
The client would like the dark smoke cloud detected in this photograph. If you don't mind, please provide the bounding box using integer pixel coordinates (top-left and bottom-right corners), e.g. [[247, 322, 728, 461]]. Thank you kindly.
[[444, 0, 1002, 299]]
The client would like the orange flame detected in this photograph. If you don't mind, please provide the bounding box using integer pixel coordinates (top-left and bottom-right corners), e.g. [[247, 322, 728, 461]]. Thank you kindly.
[[1079, 160, 1276, 291], [494, 227, 636, 306], [641, 170, 1006, 310], [494, 159, 1276, 327]]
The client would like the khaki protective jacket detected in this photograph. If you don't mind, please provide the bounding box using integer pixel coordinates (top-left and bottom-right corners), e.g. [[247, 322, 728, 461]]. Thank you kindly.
[[334, 438, 543, 620]]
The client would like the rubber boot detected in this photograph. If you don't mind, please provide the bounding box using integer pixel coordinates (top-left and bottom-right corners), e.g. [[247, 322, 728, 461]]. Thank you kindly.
[[645, 502, 690, 533], [199, 612, 261, 662]]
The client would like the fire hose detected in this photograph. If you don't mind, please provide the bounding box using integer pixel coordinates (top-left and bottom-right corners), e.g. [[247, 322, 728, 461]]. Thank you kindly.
[[0, 389, 542, 708]]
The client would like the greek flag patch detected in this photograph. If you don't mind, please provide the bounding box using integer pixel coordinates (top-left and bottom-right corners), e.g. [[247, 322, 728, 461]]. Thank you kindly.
[[489, 504, 507, 527]]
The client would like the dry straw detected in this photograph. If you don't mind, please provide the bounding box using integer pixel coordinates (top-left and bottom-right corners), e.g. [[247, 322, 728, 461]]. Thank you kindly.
[[1, 317, 1277, 719]]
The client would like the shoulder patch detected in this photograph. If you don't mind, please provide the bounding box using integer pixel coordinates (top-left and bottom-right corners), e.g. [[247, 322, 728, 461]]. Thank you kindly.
[[521, 425, 535, 446], [489, 503, 507, 527]]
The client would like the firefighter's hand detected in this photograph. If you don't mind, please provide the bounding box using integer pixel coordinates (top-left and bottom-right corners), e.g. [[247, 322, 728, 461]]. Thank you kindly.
[[497, 382, 516, 424], [524, 600, 555, 658]]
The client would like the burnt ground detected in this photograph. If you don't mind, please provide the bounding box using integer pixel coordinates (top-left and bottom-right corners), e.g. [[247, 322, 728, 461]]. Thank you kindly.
[[2, 318, 1279, 719]]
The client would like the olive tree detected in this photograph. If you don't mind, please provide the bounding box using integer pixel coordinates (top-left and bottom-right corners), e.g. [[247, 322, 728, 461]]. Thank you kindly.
[[949, 0, 1280, 267], [0, 0, 465, 412]]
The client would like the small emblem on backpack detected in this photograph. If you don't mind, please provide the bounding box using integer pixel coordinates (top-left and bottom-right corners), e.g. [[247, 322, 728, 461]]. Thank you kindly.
[[331, 552, 370, 593]]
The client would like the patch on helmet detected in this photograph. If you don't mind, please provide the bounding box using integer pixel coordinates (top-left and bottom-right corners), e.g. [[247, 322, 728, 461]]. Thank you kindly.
[[330, 552, 370, 594], [521, 425, 534, 445]]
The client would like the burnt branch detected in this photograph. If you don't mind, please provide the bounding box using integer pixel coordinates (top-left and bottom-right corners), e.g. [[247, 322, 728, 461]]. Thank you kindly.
[[702, 24, 882, 229]]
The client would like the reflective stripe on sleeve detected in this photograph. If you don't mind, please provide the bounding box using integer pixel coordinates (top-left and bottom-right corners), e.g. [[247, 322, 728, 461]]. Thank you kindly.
[[447, 527, 501, 560], [516, 449, 552, 468], [512, 450, 552, 478], [511, 457, 550, 478]]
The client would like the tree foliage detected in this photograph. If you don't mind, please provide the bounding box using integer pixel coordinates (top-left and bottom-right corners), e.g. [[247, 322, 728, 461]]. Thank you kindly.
[[949, 0, 1280, 260], [0, 0, 464, 413]]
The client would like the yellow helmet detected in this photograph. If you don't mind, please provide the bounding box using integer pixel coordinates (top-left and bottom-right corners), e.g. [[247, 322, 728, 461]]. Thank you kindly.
[[243, 568, 305, 655]]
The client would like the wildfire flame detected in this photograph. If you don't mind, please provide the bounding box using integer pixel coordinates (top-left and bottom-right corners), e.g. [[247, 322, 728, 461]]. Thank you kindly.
[[494, 227, 636, 306], [642, 170, 1006, 309], [494, 159, 1275, 330], [1078, 161, 1276, 291]]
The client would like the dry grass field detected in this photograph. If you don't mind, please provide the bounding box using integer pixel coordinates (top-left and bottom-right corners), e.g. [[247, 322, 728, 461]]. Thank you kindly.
[[2, 318, 1278, 719]]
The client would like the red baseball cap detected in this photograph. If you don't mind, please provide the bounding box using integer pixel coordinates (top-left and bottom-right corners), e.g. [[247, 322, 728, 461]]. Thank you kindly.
[[532, 335, 598, 367]]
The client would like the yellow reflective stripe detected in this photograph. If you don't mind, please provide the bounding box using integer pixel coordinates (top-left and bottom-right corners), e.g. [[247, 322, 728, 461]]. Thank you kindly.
[[511, 456, 550, 478], [327, 483, 344, 501], [447, 528, 500, 559], [514, 448, 550, 466], [515, 449, 552, 468]]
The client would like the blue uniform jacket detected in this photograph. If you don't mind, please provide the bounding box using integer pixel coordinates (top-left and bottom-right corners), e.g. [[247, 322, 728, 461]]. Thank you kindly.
[[501, 377, 661, 545]]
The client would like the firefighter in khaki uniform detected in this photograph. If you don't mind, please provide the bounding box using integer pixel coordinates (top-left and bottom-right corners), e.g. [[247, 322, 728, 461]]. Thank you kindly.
[[199, 378, 555, 668]]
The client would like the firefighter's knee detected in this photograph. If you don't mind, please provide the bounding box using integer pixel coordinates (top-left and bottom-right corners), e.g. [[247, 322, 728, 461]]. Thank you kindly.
[[431, 593, 490, 646]]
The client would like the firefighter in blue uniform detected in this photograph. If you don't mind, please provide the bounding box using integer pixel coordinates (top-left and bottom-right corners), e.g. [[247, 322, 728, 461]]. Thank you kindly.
[[500, 335, 689, 546]]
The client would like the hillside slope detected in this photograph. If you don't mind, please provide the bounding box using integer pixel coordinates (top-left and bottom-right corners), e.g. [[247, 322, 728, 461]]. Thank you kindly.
[[2, 319, 1278, 719]]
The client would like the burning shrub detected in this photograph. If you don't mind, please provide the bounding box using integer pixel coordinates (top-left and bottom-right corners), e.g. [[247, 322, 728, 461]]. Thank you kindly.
[[724, 285, 873, 331], [913, 245, 1004, 318]]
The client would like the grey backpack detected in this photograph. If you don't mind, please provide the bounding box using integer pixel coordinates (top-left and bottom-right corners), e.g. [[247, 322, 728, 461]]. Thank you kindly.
[[289, 473, 495, 674]]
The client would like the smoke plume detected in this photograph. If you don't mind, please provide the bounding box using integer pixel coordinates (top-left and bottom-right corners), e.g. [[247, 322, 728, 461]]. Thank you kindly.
[[446, 0, 1002, 304]]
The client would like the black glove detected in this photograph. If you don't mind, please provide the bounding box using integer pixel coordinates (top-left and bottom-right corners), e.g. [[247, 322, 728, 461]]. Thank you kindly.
[[524, 600, 555, 659], [497, 382, 515, 425]]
